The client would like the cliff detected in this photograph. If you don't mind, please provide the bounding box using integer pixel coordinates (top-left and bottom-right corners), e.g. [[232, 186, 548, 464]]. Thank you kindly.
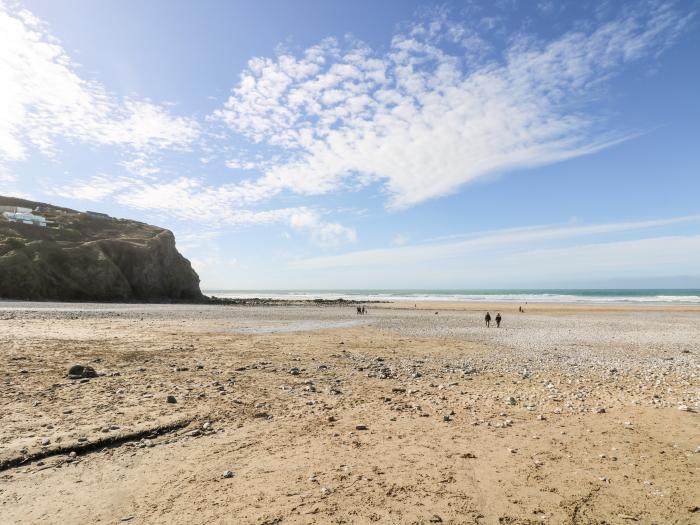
[[0, 196, 203, 301]]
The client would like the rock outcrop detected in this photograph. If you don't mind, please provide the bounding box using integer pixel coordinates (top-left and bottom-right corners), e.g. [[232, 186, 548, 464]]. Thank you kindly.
[[0, 196, 203, 301]]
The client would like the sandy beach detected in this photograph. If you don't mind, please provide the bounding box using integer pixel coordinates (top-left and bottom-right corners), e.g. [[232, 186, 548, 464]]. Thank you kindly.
[[0, 301, 698, 524]]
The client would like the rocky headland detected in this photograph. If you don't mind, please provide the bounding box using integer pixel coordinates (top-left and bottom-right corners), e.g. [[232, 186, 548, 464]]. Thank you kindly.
[[0, 196, 202, 301]]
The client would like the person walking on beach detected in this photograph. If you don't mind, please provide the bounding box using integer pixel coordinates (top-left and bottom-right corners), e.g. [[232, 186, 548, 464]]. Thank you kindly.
[[485, 312, 491, 327], [495, 313, 502, 328]]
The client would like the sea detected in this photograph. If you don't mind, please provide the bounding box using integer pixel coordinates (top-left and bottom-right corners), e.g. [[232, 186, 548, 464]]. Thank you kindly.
[[203, 289, 700, 305]]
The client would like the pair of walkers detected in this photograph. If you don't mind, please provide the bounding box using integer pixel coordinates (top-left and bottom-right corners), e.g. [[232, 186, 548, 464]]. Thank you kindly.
[[485, 312, 501, 328]]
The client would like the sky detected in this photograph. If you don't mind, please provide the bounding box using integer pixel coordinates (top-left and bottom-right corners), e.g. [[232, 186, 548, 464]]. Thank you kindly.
[[1, 0, 699, 290]]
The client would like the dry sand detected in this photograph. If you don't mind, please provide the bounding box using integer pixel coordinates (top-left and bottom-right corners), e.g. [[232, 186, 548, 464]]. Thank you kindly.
[[0, 301, 698, 524]]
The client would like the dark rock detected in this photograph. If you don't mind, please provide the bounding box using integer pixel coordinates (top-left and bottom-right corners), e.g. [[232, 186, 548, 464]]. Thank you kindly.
[[166, 395, 177, 404], [68, 364, 97, 380]]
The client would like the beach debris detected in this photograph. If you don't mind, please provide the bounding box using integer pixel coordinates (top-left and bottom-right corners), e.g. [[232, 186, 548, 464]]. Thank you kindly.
[[223, 470, 234, 478], [355, 424, 368, 430], [678, 404, 691, 412], [442, 415, 452, 422], [505, 396, 517, 406], [67, 364, 97, 380], [429, 515, 443, 523], [166, 395, 177, 404], [202, 421, 212, 431], [289, 367, 301, 375], [188, 430, 201, 437]]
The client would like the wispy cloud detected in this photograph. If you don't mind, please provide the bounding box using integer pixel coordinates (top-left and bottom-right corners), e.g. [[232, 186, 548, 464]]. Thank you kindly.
[[112, 176, 356, 246], [291, 215, 700, 269], [47, 174, 137, 201], [212, 1, 692, 209], [0, 3, 199, 163]]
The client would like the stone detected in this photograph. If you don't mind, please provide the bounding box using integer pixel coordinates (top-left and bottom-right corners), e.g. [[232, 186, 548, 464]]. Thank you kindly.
[[289, 367, 301, 375], [166, 395, 177, 404], [40, 438, 50, 446], [189, 430, 202, 437], [223, 470, 234, 478], [506, 396, 517, 405], [429, 514, 443, 523], [69, 451, 77, 458], [68, 365, 97, 380], [356, 424, 368, 430], [594, 407, 606, 414]]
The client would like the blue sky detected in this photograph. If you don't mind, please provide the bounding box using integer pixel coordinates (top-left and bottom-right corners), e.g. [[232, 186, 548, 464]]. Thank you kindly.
[[1, 0, 699, 289]]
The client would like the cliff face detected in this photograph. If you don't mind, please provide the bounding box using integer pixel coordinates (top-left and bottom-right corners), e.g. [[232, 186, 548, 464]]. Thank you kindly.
[[0, 196, 203, 301]]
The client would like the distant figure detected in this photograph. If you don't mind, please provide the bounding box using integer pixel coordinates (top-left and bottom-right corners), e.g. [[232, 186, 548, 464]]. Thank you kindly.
[[495, 313, 502, 328], [485, 312, 491, 327], [518, 306, 522, 313], [362, 306, 367, 315], [356, 306, 362, 315]]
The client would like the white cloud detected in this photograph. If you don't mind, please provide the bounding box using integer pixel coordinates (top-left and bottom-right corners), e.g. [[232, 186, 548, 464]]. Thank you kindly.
[[112, 176, 356, 246], [0, 3, 199, 162], [291, 215, 700, 269], [391, 233, 409, 246], [213, 2, 691, 209], [47, 174, 136, 201]]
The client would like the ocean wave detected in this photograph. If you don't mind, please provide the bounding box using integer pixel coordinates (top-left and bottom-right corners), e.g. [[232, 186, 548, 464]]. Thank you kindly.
[[204, 290, 700, 305]]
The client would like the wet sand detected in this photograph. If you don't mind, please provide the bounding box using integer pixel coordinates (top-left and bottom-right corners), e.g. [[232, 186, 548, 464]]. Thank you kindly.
[[0, 301, 698, 524]]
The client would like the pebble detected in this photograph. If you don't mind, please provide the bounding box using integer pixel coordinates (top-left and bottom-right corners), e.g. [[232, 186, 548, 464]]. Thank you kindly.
[[223, 470, 234, 478], [41, 438, 50, 446], [356, 424, 368, 430], [166, 395, 177, 404], [594, 407, 606, 414]]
